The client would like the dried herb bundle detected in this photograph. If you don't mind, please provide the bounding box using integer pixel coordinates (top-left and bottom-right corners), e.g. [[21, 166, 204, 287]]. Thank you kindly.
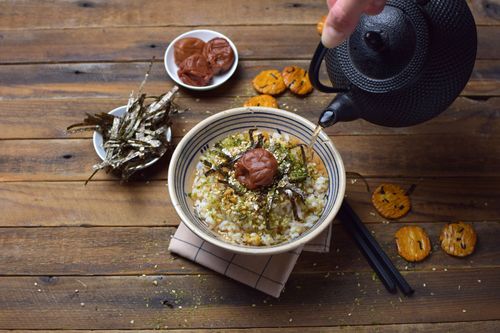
[[67, 67, 181, 184]]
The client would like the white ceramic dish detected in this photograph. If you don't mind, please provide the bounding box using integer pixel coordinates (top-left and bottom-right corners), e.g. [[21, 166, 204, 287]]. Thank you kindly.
[[168, 107, 346, 255], [164, 29, 239, 91], [92, 105, 171, 169]]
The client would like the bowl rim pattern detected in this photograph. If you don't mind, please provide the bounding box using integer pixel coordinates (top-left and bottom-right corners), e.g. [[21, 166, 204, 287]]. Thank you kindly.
[[168, 107, 346, 255]]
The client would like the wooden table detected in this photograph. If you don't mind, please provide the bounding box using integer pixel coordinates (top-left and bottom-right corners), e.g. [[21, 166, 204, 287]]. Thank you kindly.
[[1, 0, 499, 331]]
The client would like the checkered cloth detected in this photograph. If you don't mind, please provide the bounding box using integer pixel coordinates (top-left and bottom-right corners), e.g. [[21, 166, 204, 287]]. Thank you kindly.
[[168, 223, 332, 297]]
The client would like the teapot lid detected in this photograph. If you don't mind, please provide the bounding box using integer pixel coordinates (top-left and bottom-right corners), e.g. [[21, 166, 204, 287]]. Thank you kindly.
[[335, 0, 429, 93]]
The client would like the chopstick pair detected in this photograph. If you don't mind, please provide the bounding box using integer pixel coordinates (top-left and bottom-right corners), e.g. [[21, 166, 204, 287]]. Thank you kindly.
[[337, 201, 414, 296]]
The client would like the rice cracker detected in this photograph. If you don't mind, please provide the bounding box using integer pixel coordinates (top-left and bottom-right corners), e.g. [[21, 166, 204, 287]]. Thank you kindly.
[[439, 222, 477, 257], [372, 184, 411, 219], [282, 66, 314, 96], [395, 226, 431, 262], [252, 70, 287, 95], [243, 95, 279, 108]]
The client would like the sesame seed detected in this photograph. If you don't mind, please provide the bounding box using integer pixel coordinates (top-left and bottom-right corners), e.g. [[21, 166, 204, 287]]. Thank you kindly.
[[477, 280, 482, 283], [130, 320, 134, 324], [462, 309, 467, 313], [80, 302, 85, 307], [153, 280, 158, 286]]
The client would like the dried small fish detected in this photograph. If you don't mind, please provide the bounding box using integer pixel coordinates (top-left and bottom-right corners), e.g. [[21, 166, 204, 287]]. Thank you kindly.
[[67, 64, 182, 184]]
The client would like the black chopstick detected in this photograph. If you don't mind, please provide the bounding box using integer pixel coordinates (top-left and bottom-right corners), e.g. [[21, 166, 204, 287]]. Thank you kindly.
[[340, 201, 415, 296], [337, 205, 397, 293]]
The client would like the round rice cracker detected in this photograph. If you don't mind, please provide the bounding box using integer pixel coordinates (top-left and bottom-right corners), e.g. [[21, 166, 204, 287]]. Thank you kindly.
[[372, 184, 411, 219], [439, 222, 477, 257], [395, 226, 431, 262], [243, 95, 279, 108], [252, 70, 287, 96], [282, 66, 314, 96], [317, 15, 327, 35]]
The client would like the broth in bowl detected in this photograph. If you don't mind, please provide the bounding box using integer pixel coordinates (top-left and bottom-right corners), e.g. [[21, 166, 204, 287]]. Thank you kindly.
[[190, 128, 329, 246]]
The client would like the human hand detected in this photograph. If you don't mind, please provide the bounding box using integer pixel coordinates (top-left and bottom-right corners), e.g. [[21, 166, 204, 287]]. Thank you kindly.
[[322, 0, 386, 48]]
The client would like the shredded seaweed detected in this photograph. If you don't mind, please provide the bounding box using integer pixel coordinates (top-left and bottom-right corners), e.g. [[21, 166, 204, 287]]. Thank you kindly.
[[201, 128, 311, 225], [67, 62, 181, 184]]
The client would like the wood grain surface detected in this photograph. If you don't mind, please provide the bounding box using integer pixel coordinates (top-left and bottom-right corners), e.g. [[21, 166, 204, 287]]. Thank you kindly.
[[1, 178, 499, 227], [0, 60, 499, 99], [0, 25, 498, 64], [0, 270, 498, 329], [1, 97, 499, 139], [0, 0, 499, 331]]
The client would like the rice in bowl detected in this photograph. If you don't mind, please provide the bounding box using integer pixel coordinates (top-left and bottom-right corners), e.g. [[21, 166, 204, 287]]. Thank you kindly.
[[190, 129, 329, 246]]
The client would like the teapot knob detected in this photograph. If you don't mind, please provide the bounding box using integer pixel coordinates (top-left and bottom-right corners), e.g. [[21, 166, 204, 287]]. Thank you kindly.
[[363, 31, 385, 52]]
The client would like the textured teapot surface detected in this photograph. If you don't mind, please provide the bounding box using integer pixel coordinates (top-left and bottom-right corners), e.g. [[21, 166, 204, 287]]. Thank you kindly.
[[313, 0, 477, 127]]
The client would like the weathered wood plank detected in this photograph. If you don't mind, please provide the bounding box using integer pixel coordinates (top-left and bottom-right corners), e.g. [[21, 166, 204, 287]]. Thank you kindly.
[[1, 178, 499, 227], [1, 97, 500, 139], [0, 270, 498, 329], [0, 0, 327, 30], [0, 60, 498, 100], [0, 0, 496, 30], [1, 135, 500, 181], [0, 181, 173, 227], [1, 321, 499, 332], [0, 222, 498, 275], [0, 25, 497, 64], [0, 25, 319, 64]]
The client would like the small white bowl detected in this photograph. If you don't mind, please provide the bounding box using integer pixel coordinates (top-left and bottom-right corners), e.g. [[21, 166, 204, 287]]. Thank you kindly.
[[164, 29, 239, 91], [168, 107, 346, 255], [92, 105, 171, 169]]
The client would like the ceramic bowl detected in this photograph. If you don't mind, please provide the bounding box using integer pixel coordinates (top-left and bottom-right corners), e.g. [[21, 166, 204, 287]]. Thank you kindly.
[[164, 29, 239, 91], [168, 107, 346, 255], [93, 105, 171, 169]]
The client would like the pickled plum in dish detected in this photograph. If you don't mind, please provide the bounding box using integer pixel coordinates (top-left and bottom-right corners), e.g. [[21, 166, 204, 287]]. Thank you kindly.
[[177, 54, 214, 87], [173, 37, 206, 66], [203, 37, 235, 74], [235, 148, 278, 190], [172, 36, 235, 87]]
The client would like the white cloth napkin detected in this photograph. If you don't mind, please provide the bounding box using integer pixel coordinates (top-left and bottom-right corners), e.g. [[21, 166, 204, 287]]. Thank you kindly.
[[168, 223, 332, 297]]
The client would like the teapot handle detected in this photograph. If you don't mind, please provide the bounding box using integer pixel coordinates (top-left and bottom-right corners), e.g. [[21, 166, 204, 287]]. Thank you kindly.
[[308, 43, 349, 93]]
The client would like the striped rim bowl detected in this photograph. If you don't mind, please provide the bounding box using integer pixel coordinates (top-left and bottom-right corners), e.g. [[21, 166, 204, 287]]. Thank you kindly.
[[168, 107, 346, 255]]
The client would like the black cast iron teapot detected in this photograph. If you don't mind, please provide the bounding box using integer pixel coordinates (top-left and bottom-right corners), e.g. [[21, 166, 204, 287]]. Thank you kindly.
[[308, 0, 477, 127]]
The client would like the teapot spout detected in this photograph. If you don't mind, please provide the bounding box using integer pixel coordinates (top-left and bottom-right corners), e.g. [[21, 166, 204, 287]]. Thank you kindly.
[[318, 94, 360, 127]]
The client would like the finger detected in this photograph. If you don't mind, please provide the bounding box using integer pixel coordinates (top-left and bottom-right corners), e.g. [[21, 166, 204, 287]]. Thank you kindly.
[[364, 0, 386, 15], [326, 0, 337, 9], [322, 0, 371, 48]]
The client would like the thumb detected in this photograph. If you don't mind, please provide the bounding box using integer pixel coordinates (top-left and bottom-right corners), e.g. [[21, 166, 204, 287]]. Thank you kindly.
[[322, 0, 371, 48]]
